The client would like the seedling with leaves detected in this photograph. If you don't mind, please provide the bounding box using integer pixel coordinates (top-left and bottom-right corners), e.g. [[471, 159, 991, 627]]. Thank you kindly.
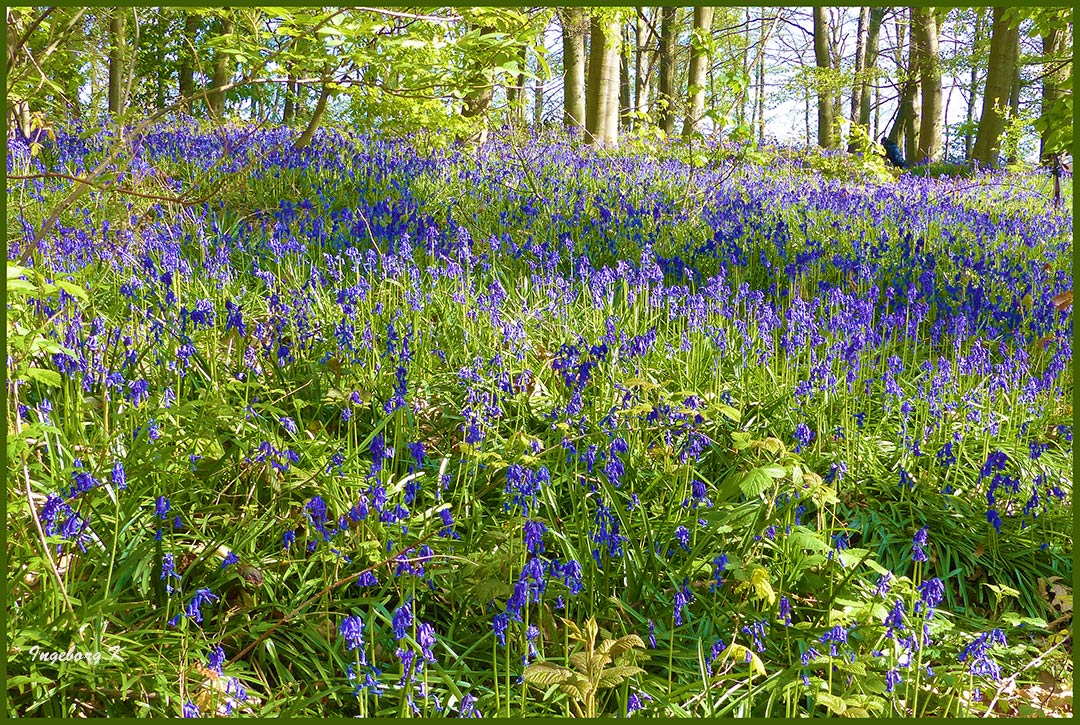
[[523, 616, 647, 718]]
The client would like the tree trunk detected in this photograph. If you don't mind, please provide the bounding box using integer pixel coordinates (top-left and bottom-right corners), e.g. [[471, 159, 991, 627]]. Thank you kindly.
[[657, 6, 677, 134], [902, 10, 920, 164], [462, 23, 497, 134], [859, 7, 885, 139], [283, 74, 297, 124], [108, 10, 125, 116], [847, 6, 868, 151], [207, 12, 234, 119], [964, 9, 985, 159], [560, 8, 587, 130], [682, 6, 714, 137], [812, 7, 834, 148], [1005, 57, 1021, 163], [756, 8, 766, 144], [913, 7, 942, 163], [602, 13, 622, 144], [620, 22, 632, 131], [634, 9, 655, 121], [586, 12, 622, 148], [534, 75, 544, 126], [294, 69, 331, 150], [507, 44, 528, 124], [1040, 23, 1069, 160], [179, 12, 198, 102], [972, 6, 1021, 168]]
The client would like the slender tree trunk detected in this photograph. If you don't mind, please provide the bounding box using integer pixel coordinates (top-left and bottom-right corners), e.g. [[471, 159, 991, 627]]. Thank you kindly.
[[507, 45, 528, 124], [972, 6, 1021, 168], [560, 8, 587, 130], [294, 67, 331, 150], [859, 7, 885, 139], [963, 9, 985, 159], [1005, 58, 1022, 163], [108, 10, 125, 116], [657, 6, 677, 134], [620, 22, 632, 131], [913, 7, 942, 163], [1040, 23, 1069, 160], [902, 10, 920, 164], [634, 9, 654, 120], [682, 6, 714, 137], [813, 7, 834, 148], [603, 13, 622, 144], [804, 84, 811, 145], [847, 6, 868, 151], [207, 12, 233, 119], [756, 7, 766, 144], [283, 75, 297, 124], [534, 76, 544, 126]]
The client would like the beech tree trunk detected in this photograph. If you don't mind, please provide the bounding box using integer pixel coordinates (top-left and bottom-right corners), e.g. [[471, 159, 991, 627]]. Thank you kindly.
[[972, 6, 1021, 168], [560, 8, 587, 130], [682, 6, 714, 137], [813, 7, 834, 148], [657, 6, 677, 134], [914, 7, 942, 163], [586, 12, 622, 147]]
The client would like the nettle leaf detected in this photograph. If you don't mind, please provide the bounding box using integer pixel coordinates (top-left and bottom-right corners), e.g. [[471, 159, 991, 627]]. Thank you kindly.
[[523, 661, 573, 688], [788, 526, 831, 552], [739, 468, 771, 497]]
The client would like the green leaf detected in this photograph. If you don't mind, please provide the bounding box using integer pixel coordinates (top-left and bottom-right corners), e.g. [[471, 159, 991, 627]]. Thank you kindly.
[[817, 691, 848, 715], [523, 661, 573, 688], [22, 368, 62, 388], [54, 279, 89, 303], [738, 468, 771, 497], [596, 665, 644, 689]]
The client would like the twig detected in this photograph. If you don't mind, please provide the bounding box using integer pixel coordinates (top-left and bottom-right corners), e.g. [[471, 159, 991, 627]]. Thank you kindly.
[[982, 632, 1071, 717]]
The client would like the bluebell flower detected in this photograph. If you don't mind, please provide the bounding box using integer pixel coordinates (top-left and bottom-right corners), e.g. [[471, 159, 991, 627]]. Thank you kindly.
[[207, 645, 226, 676], [778, 596, 792, 626], [340, 615, 365, 652], [417, 621, 437, 663], [392, 600, 413, 640], [182, 588, 219, 625], [182, 700, 200, 718]]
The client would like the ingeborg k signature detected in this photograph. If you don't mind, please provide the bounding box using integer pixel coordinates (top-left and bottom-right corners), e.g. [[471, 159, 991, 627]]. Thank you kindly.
[[25, 645, 123, 666]]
